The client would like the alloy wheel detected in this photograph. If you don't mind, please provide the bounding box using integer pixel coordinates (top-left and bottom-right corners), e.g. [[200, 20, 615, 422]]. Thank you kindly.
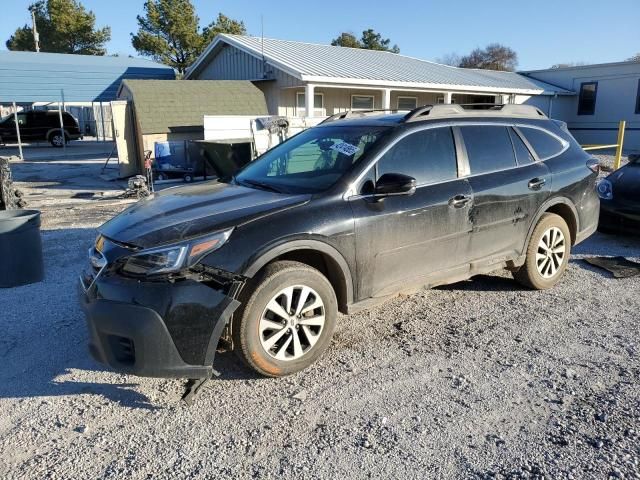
[[52, 134, 64, 146], [536, 226, 566, 278], [259, 285, 325, 361]]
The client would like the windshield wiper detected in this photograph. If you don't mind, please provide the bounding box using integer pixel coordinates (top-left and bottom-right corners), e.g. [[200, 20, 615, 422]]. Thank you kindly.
[[237, 178, 283, 194]]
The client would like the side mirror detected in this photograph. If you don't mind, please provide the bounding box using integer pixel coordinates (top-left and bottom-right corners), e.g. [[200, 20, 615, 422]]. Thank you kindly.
[[374, 173, 417, 197]]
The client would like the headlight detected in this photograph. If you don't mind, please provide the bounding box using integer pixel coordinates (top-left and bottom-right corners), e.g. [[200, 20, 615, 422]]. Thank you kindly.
[[596, 179, 613, 200], [121, 228, 233, 276]]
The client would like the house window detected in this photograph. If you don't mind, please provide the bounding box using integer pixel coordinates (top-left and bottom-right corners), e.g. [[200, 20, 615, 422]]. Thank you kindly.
[[397, 96, 418, 110], [296, 92, 324, 116], [577, 82, 597, 115], [351, 95, 374, 110], [636, 79, 640, 114]]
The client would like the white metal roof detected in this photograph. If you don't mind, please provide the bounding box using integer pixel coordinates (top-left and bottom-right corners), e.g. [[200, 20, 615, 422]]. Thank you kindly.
[[187, 35, 573, 95], [521, 59, 640, 74]]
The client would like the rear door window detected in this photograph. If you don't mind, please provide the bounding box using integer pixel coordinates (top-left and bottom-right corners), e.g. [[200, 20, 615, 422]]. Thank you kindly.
[[62, 113, 77, 127], [377, 127, 457, 185], [460, 126, 516, 175], [508, 128, 535, 165], [518, 127, 565, 160]]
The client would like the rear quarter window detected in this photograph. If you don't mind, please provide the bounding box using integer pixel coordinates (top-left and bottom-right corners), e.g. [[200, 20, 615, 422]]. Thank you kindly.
[[509, 128, 535, 165], [518, 127, 566, 160]]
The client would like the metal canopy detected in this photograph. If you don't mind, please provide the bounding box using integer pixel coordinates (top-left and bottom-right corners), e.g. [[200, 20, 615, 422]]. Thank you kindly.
[[0, 51, 175, 103]]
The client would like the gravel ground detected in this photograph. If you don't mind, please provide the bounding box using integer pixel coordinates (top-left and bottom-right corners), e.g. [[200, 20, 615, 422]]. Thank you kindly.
[[0, 156, 639, 479]]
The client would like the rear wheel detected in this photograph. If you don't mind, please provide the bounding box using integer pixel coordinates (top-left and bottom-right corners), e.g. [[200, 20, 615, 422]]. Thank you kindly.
[[49, 132, 66, 147], [232, 260, 337, 377], [513, 213, 571, 289]]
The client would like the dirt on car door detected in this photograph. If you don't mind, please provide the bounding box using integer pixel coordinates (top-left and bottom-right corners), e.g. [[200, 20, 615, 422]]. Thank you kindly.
[[350, 126, 474, 298]]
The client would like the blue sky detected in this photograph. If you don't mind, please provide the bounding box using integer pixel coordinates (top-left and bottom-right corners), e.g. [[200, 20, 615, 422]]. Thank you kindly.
[[1, 0, 638, 70]]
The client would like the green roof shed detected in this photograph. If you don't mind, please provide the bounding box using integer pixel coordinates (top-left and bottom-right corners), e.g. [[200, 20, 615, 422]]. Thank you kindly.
[[118, 80, 269, 135]]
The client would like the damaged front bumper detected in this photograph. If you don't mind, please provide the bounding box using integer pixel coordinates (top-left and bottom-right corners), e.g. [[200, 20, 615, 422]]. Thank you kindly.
[[599, 200, 640, 236], [78, 269, 241, 379]]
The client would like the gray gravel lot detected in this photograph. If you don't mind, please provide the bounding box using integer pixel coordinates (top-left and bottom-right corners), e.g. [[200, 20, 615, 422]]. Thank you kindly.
[[0, 156, 639, 479]]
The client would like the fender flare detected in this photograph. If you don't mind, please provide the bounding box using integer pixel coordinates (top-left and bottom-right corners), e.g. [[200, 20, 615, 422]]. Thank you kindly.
[[243, 239, 355, 306], [522, 196, 579, 255]]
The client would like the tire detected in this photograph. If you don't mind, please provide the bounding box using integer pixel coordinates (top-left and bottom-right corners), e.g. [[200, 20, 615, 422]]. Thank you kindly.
[[183, 174, 193, 183], [232, 260, 338, 377], [49, 132, 66, 147], [156, 172, 168, 181], [513, 213, 571, 290]]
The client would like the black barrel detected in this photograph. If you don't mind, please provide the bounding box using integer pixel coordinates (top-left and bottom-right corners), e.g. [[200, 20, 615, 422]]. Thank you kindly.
[[0, 210, 44, 287]]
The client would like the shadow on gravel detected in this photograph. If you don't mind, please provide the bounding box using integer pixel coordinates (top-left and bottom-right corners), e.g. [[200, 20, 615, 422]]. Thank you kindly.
[[0, 226, 158, 410], [0, 362, 160, 411], [213, 351, 269, 382], [436, 274, 523, 292]]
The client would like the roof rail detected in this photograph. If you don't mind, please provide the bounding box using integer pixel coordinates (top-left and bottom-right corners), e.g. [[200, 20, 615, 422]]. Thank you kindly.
[[403, 103, 547, 122], [403, 104, 462, 122], [319, 109, 400, 124], [496, 104, 547, 117]]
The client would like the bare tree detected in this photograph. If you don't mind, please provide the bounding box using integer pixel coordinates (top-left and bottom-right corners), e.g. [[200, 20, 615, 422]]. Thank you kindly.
[[458, 43, 518, 71], [436, 52, 461, 66]]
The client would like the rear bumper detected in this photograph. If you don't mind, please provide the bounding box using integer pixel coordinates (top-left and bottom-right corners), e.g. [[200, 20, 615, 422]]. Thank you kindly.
[[78, 274, 240, 379]]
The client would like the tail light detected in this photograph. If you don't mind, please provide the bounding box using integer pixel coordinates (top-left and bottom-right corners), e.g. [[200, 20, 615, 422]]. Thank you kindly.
[[586, 158, 600, 174]]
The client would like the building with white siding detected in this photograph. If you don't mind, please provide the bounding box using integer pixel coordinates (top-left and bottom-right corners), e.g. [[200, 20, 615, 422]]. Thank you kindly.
[[186, 35, 570, 118], [520, 61, 640, 150], [187, 35, 639, 151]]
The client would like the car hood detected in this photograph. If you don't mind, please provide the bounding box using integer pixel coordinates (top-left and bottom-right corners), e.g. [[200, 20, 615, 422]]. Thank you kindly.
[[99, 181, 310, 249], [609, 162, 640, 206]]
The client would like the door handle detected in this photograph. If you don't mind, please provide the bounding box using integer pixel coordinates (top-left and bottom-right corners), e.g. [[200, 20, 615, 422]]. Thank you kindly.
[[449, 194, 472, 208], [528, 178, 546, 190]]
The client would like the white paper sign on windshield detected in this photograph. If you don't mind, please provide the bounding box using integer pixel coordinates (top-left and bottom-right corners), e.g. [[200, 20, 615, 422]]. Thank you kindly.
[[330, 142, 360, 156]]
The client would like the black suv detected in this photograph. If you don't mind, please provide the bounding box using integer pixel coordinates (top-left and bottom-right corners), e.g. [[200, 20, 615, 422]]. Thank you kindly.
[[79, 104, 599, 382], [0, 110, 82, 147]]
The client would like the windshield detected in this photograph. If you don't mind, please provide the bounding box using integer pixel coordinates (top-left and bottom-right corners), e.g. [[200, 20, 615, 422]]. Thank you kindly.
[[233, 125, 391, 194]]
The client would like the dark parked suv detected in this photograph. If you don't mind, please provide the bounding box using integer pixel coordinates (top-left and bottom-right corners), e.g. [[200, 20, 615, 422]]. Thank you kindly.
[[0, 110, 82, 147], [79, 104, 599, 383]]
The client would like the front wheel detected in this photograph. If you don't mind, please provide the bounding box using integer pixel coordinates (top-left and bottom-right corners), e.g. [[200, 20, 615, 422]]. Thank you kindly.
[[232, 261, 337, 377], [513, 213, 571, 290]]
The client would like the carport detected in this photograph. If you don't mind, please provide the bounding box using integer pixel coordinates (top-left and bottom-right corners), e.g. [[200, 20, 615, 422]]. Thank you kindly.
[[0, 51, 174, 160]]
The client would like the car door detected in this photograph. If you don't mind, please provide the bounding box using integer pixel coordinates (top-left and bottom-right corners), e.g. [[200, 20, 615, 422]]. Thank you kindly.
[[459, 124, 551, 262], [10, 112, 33, 142], [349, 126, 474, 299], [30, 112, 45, 141]]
